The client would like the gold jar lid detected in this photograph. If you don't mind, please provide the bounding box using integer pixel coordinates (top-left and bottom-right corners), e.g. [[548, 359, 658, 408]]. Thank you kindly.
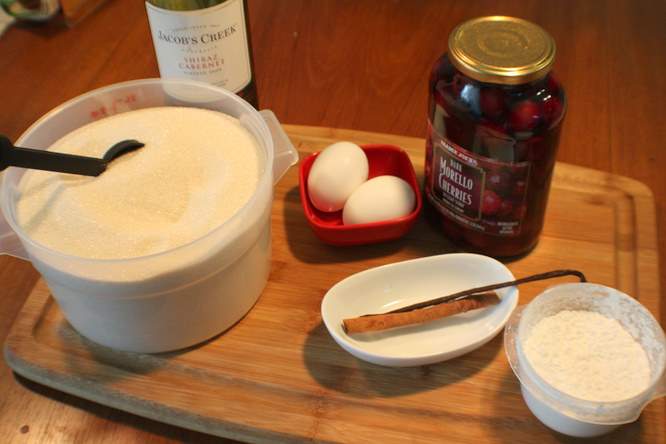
[[448, 16, 556, 85]]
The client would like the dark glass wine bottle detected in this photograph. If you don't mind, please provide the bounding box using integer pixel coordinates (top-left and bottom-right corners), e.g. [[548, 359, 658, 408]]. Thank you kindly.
[[145, 0, 259, 108]]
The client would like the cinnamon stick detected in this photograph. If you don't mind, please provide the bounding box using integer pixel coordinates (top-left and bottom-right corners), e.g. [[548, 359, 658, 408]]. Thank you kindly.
[[341, 269, 586, 335], [342, 292, 500, 334]]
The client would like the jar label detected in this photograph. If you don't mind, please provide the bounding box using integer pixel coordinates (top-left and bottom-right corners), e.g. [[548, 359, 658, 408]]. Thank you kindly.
[[146, 0, 251, 93], [427, 121, 530, 236]]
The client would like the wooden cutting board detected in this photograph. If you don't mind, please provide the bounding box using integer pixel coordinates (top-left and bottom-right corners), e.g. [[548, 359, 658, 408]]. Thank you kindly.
[[4, 126, 663, 443]]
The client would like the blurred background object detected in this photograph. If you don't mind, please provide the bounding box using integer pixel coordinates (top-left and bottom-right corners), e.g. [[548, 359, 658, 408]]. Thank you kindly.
[[0, 0, 59, 21], [0, 0, 107, 26], [0, 6, 13, 36]]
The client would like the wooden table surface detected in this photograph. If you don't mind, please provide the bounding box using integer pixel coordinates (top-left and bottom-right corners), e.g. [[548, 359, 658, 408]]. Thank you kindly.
[[0, 1, 664, 443]]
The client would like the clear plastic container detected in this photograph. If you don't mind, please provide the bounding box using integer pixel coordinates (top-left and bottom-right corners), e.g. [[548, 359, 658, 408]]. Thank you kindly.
[[504, 283, 666, 437], [0, 79, 298, 353]]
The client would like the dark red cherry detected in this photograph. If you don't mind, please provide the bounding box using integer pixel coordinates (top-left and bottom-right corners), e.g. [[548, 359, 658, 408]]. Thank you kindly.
[[512, 204, 527, 221], [512, 180, 527, 199], [543, 96, 563, 125], [525, 136, 547, 161], [480, 87, 506, 120], [498, 200, 513, 218], [479, 120, 509, 137], [487, 170, 512, 195], [509, 100, 542, 132], [481, 190, 502, 216]]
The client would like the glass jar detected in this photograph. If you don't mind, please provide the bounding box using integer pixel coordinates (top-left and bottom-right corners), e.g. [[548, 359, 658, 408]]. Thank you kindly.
[[425, 16, 566, 257]]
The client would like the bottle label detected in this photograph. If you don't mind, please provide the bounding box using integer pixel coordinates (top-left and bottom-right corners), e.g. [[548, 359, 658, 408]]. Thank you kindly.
[[426, 120, 531, 236], [146, 0, 251, 93]]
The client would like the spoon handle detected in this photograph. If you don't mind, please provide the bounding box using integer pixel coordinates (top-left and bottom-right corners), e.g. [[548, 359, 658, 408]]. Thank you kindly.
[[1, 136, 106, 176]]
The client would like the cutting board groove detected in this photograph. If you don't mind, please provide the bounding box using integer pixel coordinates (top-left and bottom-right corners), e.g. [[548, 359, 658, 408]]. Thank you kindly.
[[4, 126, 663, 443]]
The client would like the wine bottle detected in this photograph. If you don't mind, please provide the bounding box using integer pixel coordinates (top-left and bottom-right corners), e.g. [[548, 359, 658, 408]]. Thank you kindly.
[[145, 0, 258, 108]]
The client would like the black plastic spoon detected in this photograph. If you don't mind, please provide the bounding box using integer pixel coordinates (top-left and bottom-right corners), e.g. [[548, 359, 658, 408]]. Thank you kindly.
[[0, 135, 144, 177]]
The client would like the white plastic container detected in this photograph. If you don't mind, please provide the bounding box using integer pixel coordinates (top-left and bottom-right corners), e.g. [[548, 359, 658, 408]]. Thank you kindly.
[[0, 79, 298, 353], [504, 283, 666, 437]]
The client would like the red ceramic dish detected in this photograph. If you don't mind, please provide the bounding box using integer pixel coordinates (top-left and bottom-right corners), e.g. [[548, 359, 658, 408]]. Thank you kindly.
[[299, 144, 422, 246]]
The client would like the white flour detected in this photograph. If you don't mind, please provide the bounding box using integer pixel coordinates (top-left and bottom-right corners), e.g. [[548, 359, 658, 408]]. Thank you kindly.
[[523, 310, 651, 402], [17, 107, 260, 259]]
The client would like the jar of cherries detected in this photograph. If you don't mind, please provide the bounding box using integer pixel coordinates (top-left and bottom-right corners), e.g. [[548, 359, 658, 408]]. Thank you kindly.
[[425, 16, 566, 257]]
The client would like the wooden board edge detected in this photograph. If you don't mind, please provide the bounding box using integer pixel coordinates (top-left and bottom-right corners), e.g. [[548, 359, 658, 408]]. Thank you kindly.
[[3, 283, 52, 362], [2, 284, 313, 444], [3, 328, 309, 444], [553, 163, 655, 200], [283, 124, 424, 149]]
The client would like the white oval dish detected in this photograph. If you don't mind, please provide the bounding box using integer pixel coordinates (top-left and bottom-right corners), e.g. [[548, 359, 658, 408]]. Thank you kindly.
[[321, 253, 518, 367]]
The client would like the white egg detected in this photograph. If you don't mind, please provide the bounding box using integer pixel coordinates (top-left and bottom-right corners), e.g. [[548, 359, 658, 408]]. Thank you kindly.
[[307, 142, 369, 212], [343, 175, 415, 225]]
